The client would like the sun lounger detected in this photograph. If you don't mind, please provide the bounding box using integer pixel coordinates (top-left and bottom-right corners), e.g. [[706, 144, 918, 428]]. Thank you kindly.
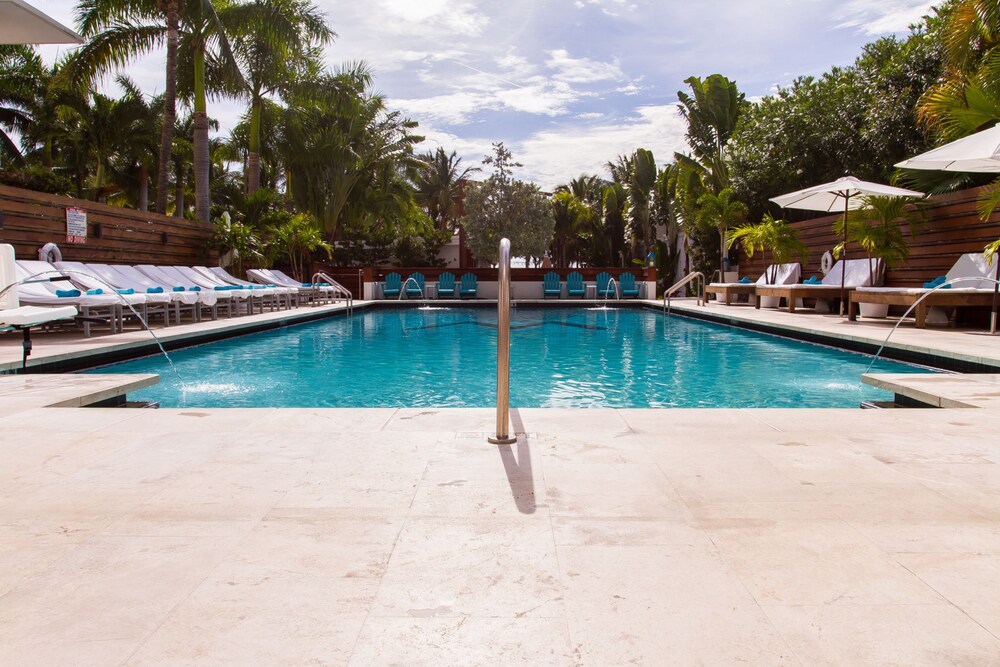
[[755, 259, 880, 313], [849, 253, 998, 327], [56, 261, 172, 327], [171, 266, 256, 315], [199, 266, 296, 309], [14, 260, 121, 336], [1, 244, 77, 357], [164, 265, 257, 316], [246, 268, 333, 304], [88, 263, 207, 322], [134, 264, 225, 319], [706, 263, 801, 306]]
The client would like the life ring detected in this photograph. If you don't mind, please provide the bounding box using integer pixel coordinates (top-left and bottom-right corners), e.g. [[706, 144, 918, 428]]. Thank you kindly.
[[820, 250, 834, 275], [38, 242, 62, 263]]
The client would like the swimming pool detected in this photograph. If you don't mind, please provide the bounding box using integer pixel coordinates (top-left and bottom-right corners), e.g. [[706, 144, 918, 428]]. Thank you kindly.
[[90, 306, 927, 408]]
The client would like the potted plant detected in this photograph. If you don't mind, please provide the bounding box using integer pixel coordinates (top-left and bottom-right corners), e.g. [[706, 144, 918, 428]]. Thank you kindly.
[[728, 213, 809, 307], [835, 195, 925, 318]]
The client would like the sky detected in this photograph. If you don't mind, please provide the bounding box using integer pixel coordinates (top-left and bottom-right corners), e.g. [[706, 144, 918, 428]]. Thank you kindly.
[[31, 0, 938, 190]]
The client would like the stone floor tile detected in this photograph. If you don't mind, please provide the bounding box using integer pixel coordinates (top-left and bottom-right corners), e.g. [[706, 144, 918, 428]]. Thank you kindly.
[[127, 575, 373, 666], [349, 617, 575, 667], [763, 603, 1000, 666], [373, 517, 563, 619]]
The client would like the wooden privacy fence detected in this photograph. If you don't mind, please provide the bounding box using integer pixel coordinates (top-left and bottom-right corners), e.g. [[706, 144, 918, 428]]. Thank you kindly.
[[739, 185, 1000, 287], [0, 184, 215, 266]]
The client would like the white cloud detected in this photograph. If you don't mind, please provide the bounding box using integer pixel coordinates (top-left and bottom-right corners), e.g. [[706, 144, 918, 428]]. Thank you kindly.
[[835, 1, 936, 36], [545, 49, 624, 83], [515, 104, 688, 190], [392, 92, 489, 125], [377, 0, 488, 36]]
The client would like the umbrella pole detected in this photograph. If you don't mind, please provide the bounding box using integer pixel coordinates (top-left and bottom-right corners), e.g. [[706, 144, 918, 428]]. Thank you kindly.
[[992, 260, 999, 334], [840, 196, 849, 316]]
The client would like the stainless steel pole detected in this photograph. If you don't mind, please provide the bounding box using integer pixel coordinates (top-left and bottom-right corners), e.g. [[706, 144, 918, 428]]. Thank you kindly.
[[489, 238, 516, 444]]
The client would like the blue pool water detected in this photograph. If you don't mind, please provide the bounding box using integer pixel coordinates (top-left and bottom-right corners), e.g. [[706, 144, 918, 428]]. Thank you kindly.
[[89, 306, 928, 408]]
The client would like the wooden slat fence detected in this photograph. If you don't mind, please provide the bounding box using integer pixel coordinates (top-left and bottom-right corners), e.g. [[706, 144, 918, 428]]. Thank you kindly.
[[739, 185, 1000, 287], [0, 184, 215, 266]]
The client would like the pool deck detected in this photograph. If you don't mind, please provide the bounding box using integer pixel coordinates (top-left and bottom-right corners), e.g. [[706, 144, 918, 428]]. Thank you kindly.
[[2, 302, 1000, 664]]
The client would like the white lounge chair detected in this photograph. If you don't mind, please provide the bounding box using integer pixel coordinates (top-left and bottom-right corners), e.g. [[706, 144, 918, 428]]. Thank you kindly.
[[1, 244, 77, 364], [850, 253, 998, 327], [247, 267, 334, 304], [54, 261, 173, 327], [136, 265, 233, 318], [198, 266, 295, 309], [755, 258, 882, 313], [13, 259, 121, 336], [706, 263, 801, 306], [86, 263, 207, 323], [170, 265, 257, 315]]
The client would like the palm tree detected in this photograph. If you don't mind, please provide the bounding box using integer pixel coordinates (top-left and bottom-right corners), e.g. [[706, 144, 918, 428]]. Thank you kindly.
[[49, 84, 150, 200], [284, 65, 423, 241], [625, 148, 656, 259], [728, 214, 809, 284], [113, 76, 162, 210], [0, 45, 44, 166], [675, 74, 746, 193], [73, 0, 185, 215], [839, 195, 925, 285], [601, 182, 627, 267], [413, 147, 480, 231], [227, 0, 333, 196], [696, 187, 748, 275], [266, 211, 331, 279]]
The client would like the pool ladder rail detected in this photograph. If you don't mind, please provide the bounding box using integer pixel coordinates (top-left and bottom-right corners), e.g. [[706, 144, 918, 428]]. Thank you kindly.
[[311, 271, 353, 314], [662, 271, 705, 316]]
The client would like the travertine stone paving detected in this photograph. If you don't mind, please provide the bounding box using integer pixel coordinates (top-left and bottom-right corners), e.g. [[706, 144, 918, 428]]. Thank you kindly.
[[1, 403, 999, 665]]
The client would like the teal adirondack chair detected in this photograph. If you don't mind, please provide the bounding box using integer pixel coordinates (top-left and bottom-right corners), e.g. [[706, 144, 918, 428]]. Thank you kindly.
[[542, 271, 562, 298], [596, 272, 614, 298], [437, 272, 455, 298], [459, 273, 478, 298], [619, 273, 641, 298], [566, 272, 585, 298], [382, 272, 401, 298], [405, 272, 425, 298]]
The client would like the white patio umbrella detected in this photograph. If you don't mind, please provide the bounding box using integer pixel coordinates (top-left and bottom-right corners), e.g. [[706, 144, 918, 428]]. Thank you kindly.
[[0, 0, 81, 45], [771, 176, 924, 316], [896, 127, 1000, 333]]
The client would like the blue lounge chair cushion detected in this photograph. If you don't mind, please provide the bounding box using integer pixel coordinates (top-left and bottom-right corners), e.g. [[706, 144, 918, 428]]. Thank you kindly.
[[56, 289, 81, 297], [146, 287, 164, 294], [301, 282, 312, 288], [803, 276, 821, 284], [86, 288, 103, 295], [738, 277, 752, 284], [214, 285, 232, 291], [190, 286, 201, 292], [173, 286, 185, 292], [117, 288, 135, 295]]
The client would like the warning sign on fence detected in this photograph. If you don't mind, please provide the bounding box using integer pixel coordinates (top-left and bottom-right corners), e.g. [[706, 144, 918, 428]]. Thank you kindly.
[[66, 207, 87, 244]]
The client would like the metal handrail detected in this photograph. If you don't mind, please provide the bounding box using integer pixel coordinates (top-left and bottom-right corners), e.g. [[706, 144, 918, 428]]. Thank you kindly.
[[489, 238, 516, 445], [662, 271, 705, 316], [311, 271, 353, 314]]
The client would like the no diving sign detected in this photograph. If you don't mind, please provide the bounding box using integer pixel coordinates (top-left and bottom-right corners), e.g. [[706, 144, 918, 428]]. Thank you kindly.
[[66, 207, 87, 244]]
